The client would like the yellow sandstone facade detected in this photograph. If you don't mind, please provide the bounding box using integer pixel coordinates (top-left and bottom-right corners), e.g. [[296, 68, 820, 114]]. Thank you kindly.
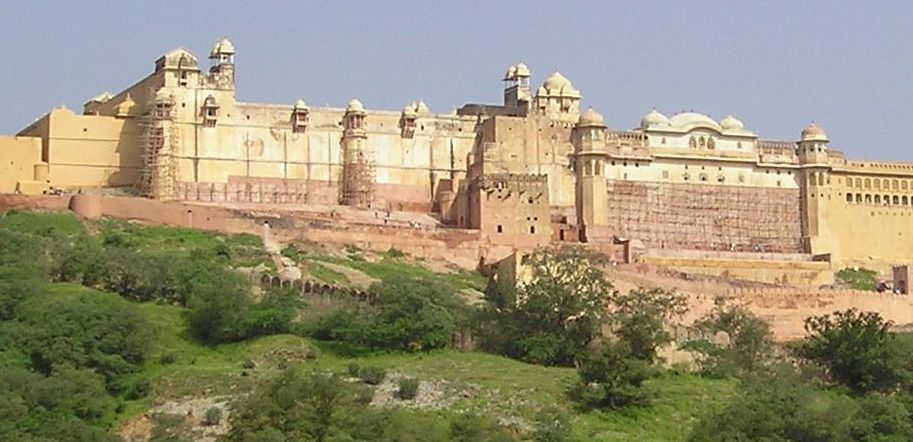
[[2, 38, 912, 272]]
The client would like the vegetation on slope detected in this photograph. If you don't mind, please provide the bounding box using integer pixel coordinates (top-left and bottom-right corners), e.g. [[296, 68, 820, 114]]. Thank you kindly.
[[5, 210, 913, 441]]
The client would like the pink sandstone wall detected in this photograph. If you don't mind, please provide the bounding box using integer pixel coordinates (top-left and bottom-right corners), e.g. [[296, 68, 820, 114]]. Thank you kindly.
[[679, 288, 913, 341]]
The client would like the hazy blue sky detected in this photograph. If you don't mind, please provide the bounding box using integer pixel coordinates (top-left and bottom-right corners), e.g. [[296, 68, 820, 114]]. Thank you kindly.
[[2, 1, 911, 160]]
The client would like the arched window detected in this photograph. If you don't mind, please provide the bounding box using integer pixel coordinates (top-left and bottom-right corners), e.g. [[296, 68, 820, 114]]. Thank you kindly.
[[856, 194, 862, 203], [874, 195, 880, 204], [846, 193, 853, 203], [855, 178, 862, 188], [885, 195, 891, 205], [865, 178, 871, 189], [904, 196, 909, 206], [894, 195, 900, 205], [884, 179, 890, 189], [875, 179, 881, 190], [893, 179, 900, 190]]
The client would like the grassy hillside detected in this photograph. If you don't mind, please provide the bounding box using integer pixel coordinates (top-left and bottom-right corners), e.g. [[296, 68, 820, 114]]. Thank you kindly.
[[0, 210, 737, 441], [117, 295, 733, 440]]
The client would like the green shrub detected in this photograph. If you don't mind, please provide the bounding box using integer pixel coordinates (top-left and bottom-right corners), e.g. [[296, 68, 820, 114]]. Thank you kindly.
[[797, 309, 910, 393], [397, 377, 420, 400], [158, 352, 178, 365], [203, 406, 222, 426], [18, 289, 153, 382], [682, 297, 773, 378], [384, 247, 405, 258], [836, 267, 879, 291], [531, 406, 572, 442], [347, 362, 361, 378], [569, 340, 653, 409], [358, 366, 386, 385], [354, 385, 374, 405], [187, 277, 252, 344], [125, 379, 151, 400], [281, 244, 306, 262]]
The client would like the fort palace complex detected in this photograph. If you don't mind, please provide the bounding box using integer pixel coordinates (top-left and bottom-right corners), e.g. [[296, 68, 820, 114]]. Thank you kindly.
[[2, 38, 912, 283]]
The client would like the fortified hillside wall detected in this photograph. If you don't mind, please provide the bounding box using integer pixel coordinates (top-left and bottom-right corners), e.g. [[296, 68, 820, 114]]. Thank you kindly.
[[0, 194, 505, 269], [605, 181, 803, 253], [680, 288, 913, 341]]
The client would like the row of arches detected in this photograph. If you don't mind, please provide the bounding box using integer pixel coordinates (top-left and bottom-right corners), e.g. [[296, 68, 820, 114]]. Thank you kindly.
[[846, 176, 913, 192], [259, 274, 376, 304], [845, 193, 913, 207]]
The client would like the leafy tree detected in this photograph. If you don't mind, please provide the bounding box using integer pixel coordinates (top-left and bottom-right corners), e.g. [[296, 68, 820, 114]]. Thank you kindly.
[[187, 278, 252, 344], [18, 290, 153, 382], [309, 276, 463, 351], [479, 246, 615, 366], [568, 339, 652, 409], [243, 288, 301, 338], [0, 367, 120, 442], [0, 262, 44, 321], [689, 365, 913, 442], [365, 276, 461, 351], [612, 287, 687, 364], [682, 297, 773, 377], [797, 309, 910, 393], [51, 234, 105, 286]]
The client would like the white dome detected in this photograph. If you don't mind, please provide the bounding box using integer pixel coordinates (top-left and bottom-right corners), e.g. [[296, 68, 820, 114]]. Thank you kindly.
[[668, 112, 722, 131], [416, 100, 431, 116], [578, 108, 605, 127], [294, 99, 308, 109], [801, 123, 828, 142], [504, 65, 517, 80], [403, 102, 417, 116], [543, 71, 573, 92], [640, 109, 670, 128], [720, 115, 745, 130], [347, 98, 364, 112], [209, 38, 235, 58], [515, 62, 530, 77]]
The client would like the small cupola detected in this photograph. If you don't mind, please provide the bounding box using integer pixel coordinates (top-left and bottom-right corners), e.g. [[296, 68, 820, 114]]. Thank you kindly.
[[401, 102, 418, 138], [291, 99, 309, 133]]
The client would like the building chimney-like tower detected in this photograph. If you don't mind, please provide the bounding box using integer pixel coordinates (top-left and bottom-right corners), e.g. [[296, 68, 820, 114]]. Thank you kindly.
[[208, 38, 236, 90], [341, 98, 375, 208], [573, 108, 610, 242], [797, 123, 834, 256], [503, 63, 531, 116]]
